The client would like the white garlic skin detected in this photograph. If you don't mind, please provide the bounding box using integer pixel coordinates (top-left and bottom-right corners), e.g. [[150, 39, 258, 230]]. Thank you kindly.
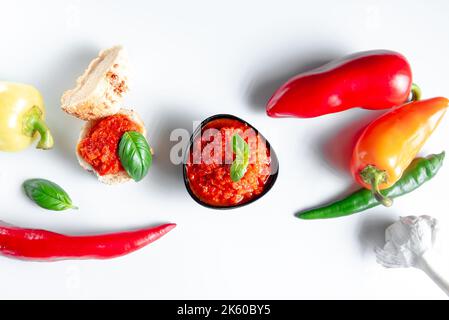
[[375, 215, 439, 268]]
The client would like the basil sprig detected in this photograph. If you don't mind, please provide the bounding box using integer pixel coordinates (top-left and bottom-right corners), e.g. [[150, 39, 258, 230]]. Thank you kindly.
[[23, 179, 78, 211], [119, 131, 152, 182], [230, 134, 250, 182]]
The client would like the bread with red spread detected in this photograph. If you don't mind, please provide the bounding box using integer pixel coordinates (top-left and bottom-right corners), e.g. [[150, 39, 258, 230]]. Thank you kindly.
[[61, 45, 129, 121], [76, 108, 148, 185]]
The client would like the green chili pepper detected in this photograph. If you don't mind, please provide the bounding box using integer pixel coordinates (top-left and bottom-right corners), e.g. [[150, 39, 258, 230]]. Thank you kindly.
[[297, 152, 445, 220]]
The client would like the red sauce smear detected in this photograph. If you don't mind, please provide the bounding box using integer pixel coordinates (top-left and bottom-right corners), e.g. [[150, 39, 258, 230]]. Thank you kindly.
[[78, 114, 142, 176], [186, 118, 272, 207]]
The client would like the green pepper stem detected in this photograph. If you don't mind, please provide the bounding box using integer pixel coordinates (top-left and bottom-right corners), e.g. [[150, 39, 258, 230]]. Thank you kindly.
[[23, 106, 54, 150], [410, 83, 422, 102], [360, 165, 393, 207]]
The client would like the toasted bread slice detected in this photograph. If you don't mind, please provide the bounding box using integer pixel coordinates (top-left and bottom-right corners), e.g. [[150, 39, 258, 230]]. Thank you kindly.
[[76, 109, 148, 185], [61, 45, 130, 120]]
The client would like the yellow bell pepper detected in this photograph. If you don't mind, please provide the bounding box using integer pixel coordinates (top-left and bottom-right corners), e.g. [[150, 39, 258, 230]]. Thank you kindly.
[[0, 82, 54, 152]]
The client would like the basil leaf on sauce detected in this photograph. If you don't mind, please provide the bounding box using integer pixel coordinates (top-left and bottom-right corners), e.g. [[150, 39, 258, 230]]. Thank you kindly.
[[230, 134, 250, 182], [119, 131, 152, 182], [23, 179, 78, 211]]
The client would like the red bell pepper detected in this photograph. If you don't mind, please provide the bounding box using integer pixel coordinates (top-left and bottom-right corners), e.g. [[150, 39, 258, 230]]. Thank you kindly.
[[266, 50, 420, 118], [0, 222, 176, 261]]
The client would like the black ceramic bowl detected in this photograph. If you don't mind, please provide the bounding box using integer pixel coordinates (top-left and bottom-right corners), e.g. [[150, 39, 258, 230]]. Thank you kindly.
[[183, 114, 279, 210]]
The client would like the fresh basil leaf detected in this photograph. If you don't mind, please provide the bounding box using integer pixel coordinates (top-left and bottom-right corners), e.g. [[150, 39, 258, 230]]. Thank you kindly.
[[230, 134, 250, 182], [119, 131, 152, 182], [233, 133, 245, 154], [23, 179, 78, 211], [230, 161, 247, 182]]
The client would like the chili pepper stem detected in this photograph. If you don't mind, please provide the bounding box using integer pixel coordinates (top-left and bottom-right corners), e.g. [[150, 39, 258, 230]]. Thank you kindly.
[[360, 165, 393, 207], [22, 106, 54, 150], [410, 83, 422, 102]]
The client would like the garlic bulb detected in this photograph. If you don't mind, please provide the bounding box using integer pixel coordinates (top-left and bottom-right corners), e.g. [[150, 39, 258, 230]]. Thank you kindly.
[[375, 215, 449, 296]]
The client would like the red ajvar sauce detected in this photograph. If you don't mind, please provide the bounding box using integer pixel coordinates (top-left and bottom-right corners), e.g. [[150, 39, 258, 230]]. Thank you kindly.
[[78, 114, 142, 176], [186, 118, 272, 207]]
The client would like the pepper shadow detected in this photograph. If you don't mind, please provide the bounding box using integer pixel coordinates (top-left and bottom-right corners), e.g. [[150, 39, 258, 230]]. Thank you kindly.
[[244, 48, 346, 112], [295, 109, 387, 217], [318, 109, 386, 174], [145, 106, 203, 197], [36, 45, 99, 169]]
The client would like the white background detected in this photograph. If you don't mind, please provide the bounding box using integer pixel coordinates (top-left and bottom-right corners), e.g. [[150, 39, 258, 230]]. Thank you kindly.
[[0, 0, 448, 300]]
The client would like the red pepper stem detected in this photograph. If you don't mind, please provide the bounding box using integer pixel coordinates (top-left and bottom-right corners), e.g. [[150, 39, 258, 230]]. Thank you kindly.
[[360, 165, 393, 207], [410, 83, 422, 102], [22, 106, 54, 150]]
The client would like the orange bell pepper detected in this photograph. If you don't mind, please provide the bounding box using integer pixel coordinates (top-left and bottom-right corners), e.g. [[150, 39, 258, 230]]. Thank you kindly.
[[351, 97, 448, 207]]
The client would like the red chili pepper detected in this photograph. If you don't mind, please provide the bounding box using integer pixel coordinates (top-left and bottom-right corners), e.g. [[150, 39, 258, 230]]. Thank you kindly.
[[266, 50, 421, 118], [0, 222, 176, 261]]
